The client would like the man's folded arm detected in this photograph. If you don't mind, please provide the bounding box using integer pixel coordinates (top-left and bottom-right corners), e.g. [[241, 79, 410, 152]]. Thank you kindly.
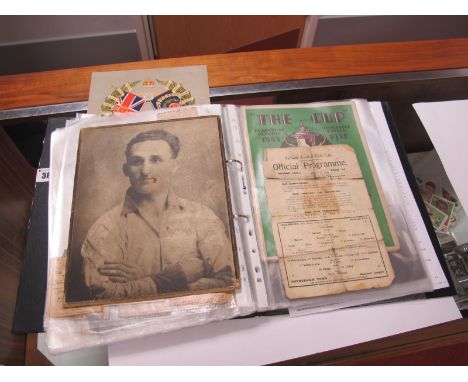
[[82, 236, 157, 299]]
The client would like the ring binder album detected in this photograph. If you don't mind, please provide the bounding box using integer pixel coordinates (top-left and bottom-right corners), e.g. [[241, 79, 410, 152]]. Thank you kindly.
[[42, 100, 449, 354]]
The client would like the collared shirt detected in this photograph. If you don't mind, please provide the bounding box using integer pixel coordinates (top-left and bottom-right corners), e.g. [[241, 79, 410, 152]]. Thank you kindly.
[[81, 189, 235, 300]]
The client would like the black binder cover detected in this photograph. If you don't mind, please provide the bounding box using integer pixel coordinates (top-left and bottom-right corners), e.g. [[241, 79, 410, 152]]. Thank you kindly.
[[13, 118, 67, 333], [381, 103, 456, 300]]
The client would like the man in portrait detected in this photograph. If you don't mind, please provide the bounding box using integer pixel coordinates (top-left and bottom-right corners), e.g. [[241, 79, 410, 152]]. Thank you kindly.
[[79, 128, 236, 301]]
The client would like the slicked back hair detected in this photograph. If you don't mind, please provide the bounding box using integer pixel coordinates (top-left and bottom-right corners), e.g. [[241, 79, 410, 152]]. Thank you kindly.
[[125, 129, 180, 159]]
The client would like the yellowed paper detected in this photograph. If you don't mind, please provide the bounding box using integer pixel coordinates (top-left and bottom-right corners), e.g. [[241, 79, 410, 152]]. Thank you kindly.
[[264, 178, 372, 217], [271, 212, 383, 255], [263, 144, 363, 180], [46, 257, 234, 319], [277, 240, 393, 299], [46, 257, 102, 318], [115, 293, 235, 319], [263, 145, 395, 299]]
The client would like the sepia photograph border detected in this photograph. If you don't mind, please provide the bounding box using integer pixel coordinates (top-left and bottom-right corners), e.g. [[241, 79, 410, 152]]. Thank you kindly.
[[63, 115, 240, 307]]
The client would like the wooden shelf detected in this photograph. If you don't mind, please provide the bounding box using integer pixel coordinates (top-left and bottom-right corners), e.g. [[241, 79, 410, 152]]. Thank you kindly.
[[2, 38, 468, 111]]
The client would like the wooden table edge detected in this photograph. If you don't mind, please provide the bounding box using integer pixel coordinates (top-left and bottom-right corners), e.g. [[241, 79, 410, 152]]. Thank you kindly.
[[2, 38, 468, 111]]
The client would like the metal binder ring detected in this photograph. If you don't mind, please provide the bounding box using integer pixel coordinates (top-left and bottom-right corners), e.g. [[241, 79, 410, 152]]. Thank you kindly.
[[233, 213, 249, 221], [226, 159, 243, 171]]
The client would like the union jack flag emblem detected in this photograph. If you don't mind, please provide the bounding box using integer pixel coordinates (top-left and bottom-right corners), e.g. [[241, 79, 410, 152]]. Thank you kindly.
[[113, 92, 145, 113]]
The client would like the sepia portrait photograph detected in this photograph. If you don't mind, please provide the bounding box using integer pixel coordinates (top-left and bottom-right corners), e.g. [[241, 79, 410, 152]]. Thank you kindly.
[[64, 116, 239, 306]]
